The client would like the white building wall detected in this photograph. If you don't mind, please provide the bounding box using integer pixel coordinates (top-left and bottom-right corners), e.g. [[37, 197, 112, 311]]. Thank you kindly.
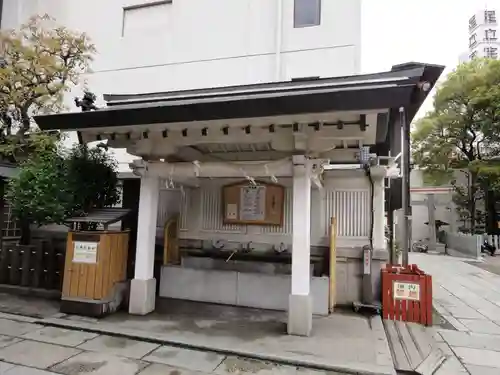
[[160, 174, 371, 250], [1, 0, 362, 166], [2, 0, 361, 97], [395, 170, 461, 245]]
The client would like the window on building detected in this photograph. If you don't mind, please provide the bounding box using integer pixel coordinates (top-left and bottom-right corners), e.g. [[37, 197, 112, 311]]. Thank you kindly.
[[485, 29, 497, 41], [294, 0, 321, 28], [122, 0, 172, 37], [485, 46, 498, 59], [485, 10, 497, 24], [470, 50, 478, 60], [469, 15, 477, 30], [469, 33, 477, 47]]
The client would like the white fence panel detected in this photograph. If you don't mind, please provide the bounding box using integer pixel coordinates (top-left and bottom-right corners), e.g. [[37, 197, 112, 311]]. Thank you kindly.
[[323, 189, 370, 238], [485, 234, 500, 251]]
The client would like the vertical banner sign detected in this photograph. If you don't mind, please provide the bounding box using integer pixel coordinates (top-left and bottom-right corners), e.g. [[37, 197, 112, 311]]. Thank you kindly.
[[363, 247, 371, 275]]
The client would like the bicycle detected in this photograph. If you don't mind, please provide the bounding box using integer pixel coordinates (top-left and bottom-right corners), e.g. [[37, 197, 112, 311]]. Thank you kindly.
[[411, 239, 429, 253]]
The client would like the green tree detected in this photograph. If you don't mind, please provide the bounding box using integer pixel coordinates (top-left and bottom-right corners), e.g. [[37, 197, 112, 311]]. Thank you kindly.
[[7, 144, 120, 244], [66, 143, 120, 216], [0, 14, 95, 160], [412, 58, 500, 233], [6, 150, 72, 244]]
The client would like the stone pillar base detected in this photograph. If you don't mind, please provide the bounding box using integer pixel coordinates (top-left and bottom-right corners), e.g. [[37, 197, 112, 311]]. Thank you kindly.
[[287, 293, 312, 336], [129, 278, 156, 315]]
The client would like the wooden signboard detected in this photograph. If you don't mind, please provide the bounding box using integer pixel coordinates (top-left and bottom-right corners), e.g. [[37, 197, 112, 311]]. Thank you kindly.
[[222, 180, 285, 226]]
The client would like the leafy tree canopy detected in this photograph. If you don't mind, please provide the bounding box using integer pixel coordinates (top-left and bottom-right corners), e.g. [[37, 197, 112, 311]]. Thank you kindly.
[[413, 59, 500, 175], [6, 150, 72, 228], [66, 144, 120, 215], [0, 14, 95, 160], [7, 144, 120, 243], [412, 58, 500, 232]]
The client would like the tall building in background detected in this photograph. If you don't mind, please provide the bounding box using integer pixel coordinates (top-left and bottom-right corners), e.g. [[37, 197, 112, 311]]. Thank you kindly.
[[460, 8, 499, 63]]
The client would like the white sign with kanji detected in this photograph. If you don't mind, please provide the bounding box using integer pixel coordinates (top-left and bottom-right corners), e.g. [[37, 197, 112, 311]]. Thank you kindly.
[[73, 241, 99, 264], [393, 281, 420, 301]]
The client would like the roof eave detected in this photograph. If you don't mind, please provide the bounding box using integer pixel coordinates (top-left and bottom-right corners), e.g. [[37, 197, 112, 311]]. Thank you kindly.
[[102, 65, 427, 107], [33, 62, 445, 132]]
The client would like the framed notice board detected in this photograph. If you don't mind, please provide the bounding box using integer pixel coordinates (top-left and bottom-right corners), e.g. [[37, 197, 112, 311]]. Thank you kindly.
[[222, 180, 285, 226]]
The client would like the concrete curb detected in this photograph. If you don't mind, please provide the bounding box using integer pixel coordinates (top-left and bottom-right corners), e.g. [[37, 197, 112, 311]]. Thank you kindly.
[[0, 312, 39, 324], [369, 316, 397, 373], [433, 303, 470, 332], [35, 317, 396, 375], [0, 284, 61, 300]]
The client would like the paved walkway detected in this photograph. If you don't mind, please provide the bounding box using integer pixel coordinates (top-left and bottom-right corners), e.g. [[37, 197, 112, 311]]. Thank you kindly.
[[0, 314, 348, 375], [39, 309, 394, 375], [468, 254, 500, 276], [0, 293, 396, 375], [411, 253, 500, 375]]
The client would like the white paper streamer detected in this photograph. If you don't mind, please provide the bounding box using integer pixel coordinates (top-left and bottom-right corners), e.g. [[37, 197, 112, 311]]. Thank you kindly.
[[193, 160, 201, 177]]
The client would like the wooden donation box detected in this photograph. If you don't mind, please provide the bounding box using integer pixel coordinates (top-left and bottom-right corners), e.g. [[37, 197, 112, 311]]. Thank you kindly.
[[222, 180, 285, 225], [61, 209, 130, 317]]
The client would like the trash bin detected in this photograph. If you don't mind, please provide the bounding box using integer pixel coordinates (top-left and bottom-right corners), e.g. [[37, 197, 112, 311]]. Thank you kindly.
[[381, 264, 433, 326], [60, 208, 131, 317]]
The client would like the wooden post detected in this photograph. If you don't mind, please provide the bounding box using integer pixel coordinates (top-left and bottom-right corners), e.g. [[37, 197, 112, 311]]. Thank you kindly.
[[0, 243, 10, 284], [10, 245, 21, 285], [45, 240, 56, 289], [329, 217, 337, 313], [163, 217, 171, 265], [32, 241, 45, 288], [20, 245, 32, 286], [163, 216, 179, 265]]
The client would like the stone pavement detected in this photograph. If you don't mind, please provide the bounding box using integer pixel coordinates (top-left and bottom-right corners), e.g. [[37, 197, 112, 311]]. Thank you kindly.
[[468, 253, 500, 276], [0, 314, 350, 375], [0, 292, 59, 319], [411, 253, 500, 374], [4, 296, 393, 375]]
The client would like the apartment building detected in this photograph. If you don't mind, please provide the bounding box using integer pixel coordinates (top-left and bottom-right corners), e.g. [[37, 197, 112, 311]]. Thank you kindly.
[[459, 8, 499, 62]]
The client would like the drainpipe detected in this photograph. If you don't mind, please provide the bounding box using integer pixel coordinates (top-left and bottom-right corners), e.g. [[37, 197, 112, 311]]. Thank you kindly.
[[274, 0, 283, 81], [400, 107, 411, 267]]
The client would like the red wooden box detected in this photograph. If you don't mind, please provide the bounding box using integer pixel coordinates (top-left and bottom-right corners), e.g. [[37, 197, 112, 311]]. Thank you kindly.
[[382, 264, 433, 326]]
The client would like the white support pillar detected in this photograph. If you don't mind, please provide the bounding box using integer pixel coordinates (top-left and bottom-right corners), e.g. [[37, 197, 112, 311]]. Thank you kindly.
[[129, 175, 160, 315], [373, 177, 386, 250], [288, 155, 312, 336]]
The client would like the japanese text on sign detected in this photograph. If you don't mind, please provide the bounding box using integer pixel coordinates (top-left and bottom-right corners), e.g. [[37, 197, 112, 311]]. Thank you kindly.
[[393, 281, 420, 301], [240, 185, 266, 221], [73, 241, 98, 264]]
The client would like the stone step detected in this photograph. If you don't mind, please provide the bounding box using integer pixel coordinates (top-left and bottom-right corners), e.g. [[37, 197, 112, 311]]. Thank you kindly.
[[384, 320, 447, 374]]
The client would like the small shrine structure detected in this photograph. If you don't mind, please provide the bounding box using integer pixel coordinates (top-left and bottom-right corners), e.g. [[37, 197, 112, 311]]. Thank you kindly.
[[35, 62, 443, 336]]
